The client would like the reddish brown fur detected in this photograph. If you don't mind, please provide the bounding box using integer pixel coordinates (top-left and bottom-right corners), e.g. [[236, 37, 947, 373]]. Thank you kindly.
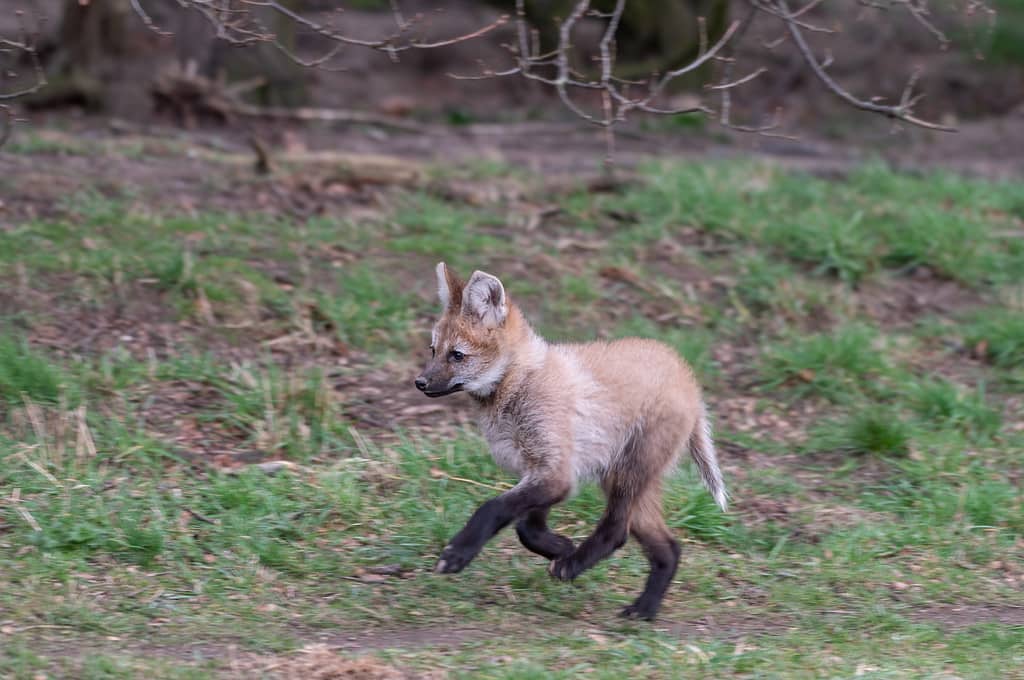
[[415, 263, 726, 620]]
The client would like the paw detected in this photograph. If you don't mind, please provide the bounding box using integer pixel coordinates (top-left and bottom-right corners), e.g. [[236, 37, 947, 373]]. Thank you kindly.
[[434, 543, 476, 574], [548, 534, 575, 560], [548, 554, 584, 581], [619, 600, 658, 621]]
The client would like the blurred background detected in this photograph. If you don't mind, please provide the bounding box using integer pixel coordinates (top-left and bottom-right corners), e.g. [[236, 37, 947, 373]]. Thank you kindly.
[[2, 0, 1024, 173]]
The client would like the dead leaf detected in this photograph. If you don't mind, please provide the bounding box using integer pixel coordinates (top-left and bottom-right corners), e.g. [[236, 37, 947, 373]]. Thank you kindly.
[[599, 265, 640, 284]]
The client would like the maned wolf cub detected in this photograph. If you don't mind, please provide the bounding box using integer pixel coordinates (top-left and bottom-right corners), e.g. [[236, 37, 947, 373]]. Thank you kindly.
[[415, 263, 727, 620]]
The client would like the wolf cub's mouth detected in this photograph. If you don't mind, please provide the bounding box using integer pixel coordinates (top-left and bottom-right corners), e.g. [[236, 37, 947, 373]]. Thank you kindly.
[[421, 383, 464, 398]]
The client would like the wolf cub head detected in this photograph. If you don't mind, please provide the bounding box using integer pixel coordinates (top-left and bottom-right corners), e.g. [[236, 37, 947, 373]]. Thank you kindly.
[[414, 263, 510, 399]]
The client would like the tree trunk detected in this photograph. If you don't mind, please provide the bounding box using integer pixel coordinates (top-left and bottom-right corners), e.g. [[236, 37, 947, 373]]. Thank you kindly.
[[31, 0, 311, 113], [28, 0, 135, 109]]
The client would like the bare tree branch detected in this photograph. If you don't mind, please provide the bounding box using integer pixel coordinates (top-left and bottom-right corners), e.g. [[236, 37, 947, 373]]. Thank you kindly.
[[0, 11, 47, 102], [773, 0, 956, 130], [0, 0, 1000, 152], [449, 0, 987, 146], [143, 0, 510, 60]]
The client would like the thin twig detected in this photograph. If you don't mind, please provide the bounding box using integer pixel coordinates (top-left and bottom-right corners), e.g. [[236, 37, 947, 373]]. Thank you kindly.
[[169, 0, 509, 57], [185, 507, 219, 524], [774, 0, 956, 130], [433, 473, 512, 493], [130, 0, 175, 37]]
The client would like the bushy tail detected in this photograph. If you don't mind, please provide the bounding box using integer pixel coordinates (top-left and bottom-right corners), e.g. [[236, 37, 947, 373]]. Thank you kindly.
[[689, 406, 728, 511]]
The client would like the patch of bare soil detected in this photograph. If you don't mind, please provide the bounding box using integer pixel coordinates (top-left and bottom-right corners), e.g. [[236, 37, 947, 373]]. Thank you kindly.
[[661, 612, 796, 641], [0, 138, 395, 224], [325, 610, 797, 646], [13, 600, 1023, 680], [906, 604, 1024, 630], [10, 607, 799, 678], [712, 394, 819, 448], [858, 271, 987, 329], [324, 625, 496, 653], [229, 645, 434, 680], [29, 284, 182, 357], [135, 378, 259, 466]]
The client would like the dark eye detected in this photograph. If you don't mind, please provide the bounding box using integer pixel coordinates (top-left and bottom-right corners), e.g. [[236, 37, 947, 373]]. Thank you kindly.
[[449, 349, 465, 363], [429, 345, 435, 358]]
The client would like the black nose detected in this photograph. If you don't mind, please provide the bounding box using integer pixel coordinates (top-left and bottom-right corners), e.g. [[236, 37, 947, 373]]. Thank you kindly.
[[414, 377, 427, 392]]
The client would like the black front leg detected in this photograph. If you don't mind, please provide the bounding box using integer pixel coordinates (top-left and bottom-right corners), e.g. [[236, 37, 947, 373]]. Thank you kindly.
[[436, 481, 568, 574]]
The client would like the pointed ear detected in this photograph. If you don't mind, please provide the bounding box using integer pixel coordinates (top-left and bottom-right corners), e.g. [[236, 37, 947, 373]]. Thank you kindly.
[[435, 262, 463, 310], [462, 270, 507, 328]]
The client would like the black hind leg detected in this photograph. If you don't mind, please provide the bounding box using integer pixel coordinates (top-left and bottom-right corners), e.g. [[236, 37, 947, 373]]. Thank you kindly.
[[620, 489, 680, 621], [548, 486, 631, 581], [516, 508, 574, 560]]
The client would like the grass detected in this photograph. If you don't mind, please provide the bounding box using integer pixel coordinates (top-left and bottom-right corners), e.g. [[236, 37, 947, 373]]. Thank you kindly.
[[388, 193, 504, 267], [1, 144, 1023, 677], [201, 360, 339, 460], [3, 130, 93, 156], [2, 129, 157, 158], [963, 307, 1024, 368], [811, 408, 912, 457], [0, 334, 64, 403], [758, 323, 889, 402], [975, 0, 1024, 65], [906, 378, 1002, 440], [318, 263, 422, 353], [562, 162, 1024, 287]]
